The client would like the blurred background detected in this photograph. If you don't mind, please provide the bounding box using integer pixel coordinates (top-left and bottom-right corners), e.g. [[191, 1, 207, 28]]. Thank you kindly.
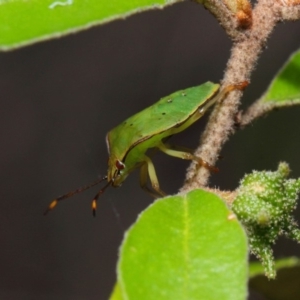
[[0, 1, 300, 299]]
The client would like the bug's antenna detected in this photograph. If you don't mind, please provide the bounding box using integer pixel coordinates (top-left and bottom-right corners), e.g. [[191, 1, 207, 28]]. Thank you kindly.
[[92, 180, 112, 217], [44, 176, 108, 215]]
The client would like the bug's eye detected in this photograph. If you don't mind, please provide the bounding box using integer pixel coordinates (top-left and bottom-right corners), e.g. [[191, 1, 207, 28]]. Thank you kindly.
[[115, 160, 125, 170]]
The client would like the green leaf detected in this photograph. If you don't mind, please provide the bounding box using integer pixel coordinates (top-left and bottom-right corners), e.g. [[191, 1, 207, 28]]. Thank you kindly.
[[262, 49, 300, 104], [109, 283, 124, 300], [249, 257, 300, 278], [117, 189, 248, 300], [0, 0, 181, 50]]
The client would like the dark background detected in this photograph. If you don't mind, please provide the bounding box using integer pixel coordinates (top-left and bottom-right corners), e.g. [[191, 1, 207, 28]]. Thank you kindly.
[[0, 1, 300, 299]]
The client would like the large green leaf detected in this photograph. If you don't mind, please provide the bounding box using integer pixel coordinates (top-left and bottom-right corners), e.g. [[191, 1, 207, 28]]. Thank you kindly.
[[0, 0, 181, 50], [110, 283, 124, 300], [116, 189, 248, 300], [262, 49, 300, 104]]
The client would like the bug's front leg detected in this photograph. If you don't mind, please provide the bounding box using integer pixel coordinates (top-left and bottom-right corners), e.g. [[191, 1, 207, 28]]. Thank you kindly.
[[157, 142, 219, 173], [139, 156, 166, 198]]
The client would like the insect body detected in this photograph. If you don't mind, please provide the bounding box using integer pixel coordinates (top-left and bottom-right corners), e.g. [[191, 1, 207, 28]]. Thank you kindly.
[[45, 81, 244, 215], [106, 82, 220, 192]]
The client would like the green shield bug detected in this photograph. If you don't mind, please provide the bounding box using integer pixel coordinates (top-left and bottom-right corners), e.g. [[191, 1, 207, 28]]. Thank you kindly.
[[45, 81, 247, 215]]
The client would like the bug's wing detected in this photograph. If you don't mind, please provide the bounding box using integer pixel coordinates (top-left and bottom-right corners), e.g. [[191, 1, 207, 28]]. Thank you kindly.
[[107, 82, 219, 160], [149, 82, 219, 132]]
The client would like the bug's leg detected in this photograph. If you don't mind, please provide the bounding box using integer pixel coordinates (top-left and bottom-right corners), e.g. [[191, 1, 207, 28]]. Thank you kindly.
[[139, 156, 166, 198], [157, 142, 219, 173], [164, 143, 194, 154], [140, 162, 161, 198], [166, 143, 224, 162]]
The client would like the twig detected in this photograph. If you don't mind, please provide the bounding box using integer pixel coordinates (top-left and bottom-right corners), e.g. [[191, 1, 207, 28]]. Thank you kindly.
[[181, 0, 300, 193]]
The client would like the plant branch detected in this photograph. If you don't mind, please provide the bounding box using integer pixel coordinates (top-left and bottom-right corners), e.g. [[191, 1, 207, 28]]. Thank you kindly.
[[181, 0, 300, 193], [239, 97, 300, 127]]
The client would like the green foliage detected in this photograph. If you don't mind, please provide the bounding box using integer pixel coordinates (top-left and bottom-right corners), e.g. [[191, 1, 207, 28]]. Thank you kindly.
[[0, 0, 180, 50], [262, 50, 300, 104], [249, 257, 300, 278], [110, 283, 124, 300], [3, 0, 300, 297], [232, 162, 300, 279], [115, 190, 248, 300]]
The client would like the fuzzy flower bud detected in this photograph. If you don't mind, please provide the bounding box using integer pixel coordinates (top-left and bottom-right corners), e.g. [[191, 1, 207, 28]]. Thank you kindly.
[[232, 162, 300, 278]]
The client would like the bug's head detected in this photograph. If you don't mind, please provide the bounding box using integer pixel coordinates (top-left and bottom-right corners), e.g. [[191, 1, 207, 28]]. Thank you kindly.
[[107, 156, 127, 187]]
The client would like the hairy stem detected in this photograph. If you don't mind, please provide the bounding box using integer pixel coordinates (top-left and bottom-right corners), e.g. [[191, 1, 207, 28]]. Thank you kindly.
[[181, 0, 285, 192]]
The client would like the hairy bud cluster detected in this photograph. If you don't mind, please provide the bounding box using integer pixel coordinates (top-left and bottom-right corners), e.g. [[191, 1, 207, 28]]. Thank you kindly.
[[232, 162, 300, 278]]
